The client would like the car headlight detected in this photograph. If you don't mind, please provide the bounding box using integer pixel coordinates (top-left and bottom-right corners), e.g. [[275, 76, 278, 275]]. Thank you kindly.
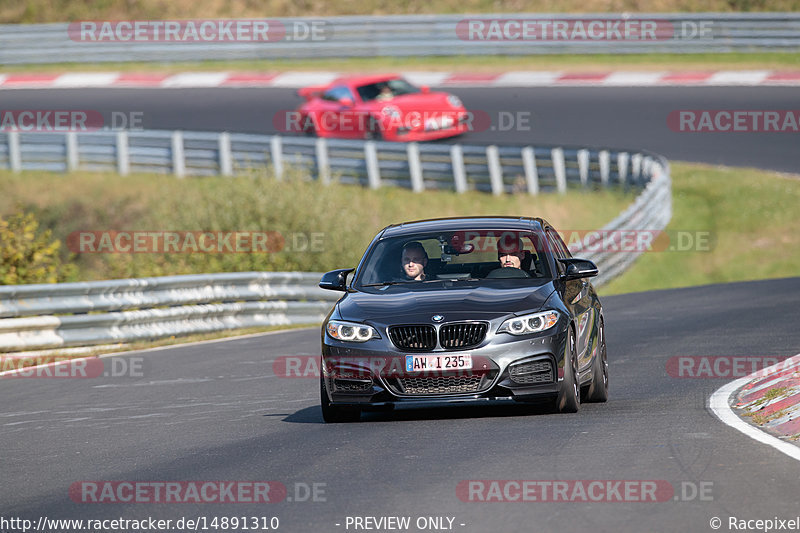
[[381, 106, 401, 118], [326, 320, 380, 342], [447, 94, 462, 108], [498, 310, 560, 336]]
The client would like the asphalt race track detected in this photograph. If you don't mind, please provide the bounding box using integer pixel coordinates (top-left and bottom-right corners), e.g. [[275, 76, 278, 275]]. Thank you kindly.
[[3, 82, 800, 532], [3, 278, 800, 532], [3, 86, 800, 173]]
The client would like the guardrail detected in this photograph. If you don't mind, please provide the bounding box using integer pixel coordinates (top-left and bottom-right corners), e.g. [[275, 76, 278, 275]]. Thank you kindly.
[[0, 129, 662, 195], [0, 130, 670, 352], [0, 272, 339, 352], [1, 13, 799, 64]]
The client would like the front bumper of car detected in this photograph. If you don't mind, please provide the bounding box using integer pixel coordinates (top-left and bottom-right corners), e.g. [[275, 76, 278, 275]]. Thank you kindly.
[[381, 110, 471, 141], [320, 324, 568, 409]]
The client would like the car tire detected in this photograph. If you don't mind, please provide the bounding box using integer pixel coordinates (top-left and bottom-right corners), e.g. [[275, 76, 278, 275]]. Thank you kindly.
[[302, 115, 317, 137], [365, 117, 383, 141], [320, 375, 361, 423], [584, 318, 609, 403], [555, 328, 580, 413]]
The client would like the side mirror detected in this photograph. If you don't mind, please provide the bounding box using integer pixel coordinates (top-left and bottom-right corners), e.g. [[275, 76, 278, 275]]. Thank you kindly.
[[420, 85, 430, 94], [558, 258, 598, 281], [319, 268, 354, 291], [338, 97, 354, 107]]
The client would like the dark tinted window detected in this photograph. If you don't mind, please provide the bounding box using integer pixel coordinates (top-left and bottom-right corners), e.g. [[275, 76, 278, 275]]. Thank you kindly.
[[355, 229, 552, 287], [356, 79, 420, 102], [322, 86, 355, 102]]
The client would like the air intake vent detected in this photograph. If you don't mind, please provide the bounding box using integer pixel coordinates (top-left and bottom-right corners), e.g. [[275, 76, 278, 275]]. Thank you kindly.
[[439, 322, 488, 349], [388, 325, 437, 351]]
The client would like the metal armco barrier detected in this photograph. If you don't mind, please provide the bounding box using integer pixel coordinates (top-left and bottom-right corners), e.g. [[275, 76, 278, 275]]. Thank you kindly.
[[0, 161, 671, 352], [0, 272, 340, 352], [0, 13, 799, 64], [0, 129, 662, 195], [0, 128, 671, 352]]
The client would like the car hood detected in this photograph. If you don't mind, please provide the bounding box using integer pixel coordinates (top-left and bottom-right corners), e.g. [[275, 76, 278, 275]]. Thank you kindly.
[[366, 92, 460, 112], [338, 282, 555, 323]]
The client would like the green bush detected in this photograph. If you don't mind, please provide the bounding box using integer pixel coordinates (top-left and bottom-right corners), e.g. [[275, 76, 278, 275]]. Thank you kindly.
[[0, 212, 74, 285]]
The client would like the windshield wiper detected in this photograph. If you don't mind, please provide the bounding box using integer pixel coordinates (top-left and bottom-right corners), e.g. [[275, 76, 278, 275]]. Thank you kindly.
[[361, 281, 415, 287], [424, 277, 481, 283]]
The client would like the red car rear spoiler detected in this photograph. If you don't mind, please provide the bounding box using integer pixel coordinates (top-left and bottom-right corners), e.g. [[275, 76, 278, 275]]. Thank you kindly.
[[297, 85, 327, 101]]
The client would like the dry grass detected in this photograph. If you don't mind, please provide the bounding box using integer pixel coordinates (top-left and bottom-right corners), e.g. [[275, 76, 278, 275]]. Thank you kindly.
[[2, 0, 799, 23]]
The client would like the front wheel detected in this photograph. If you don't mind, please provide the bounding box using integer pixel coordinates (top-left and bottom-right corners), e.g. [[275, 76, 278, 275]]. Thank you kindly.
[[365, 117, 384, 141], [554, 328, 580, 413], [320, 376, 361, 423], [584, 318, 609, 403]]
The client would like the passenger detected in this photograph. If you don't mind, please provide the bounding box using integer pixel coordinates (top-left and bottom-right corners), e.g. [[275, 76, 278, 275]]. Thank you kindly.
[[376, 85, 394, 101], [497, 236, 526, 269], [401, 241, 428, 281]]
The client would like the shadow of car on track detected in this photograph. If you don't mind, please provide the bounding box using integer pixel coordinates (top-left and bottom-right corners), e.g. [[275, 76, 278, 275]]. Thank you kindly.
[[278, 401, 578, 424]]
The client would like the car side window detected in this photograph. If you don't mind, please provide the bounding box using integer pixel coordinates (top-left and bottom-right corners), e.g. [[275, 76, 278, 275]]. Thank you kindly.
[[546, 228, 571, 274], [322, 86, 354, 102]]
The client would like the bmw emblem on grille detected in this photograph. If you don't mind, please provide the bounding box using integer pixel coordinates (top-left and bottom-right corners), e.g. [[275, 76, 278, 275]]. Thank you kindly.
[[432, 315, 444, 322]]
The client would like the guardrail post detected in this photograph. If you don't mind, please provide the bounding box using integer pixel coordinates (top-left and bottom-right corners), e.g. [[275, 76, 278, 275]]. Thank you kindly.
[[270, 136, 283, 180], [450, 144, 467, 194], [521, 146, 539, 195], [407, 142, 424, 193], [642, 156, 653, 182], [599, 150, 610, 187], [116, 131, 129, 176], [66, 132, 79, 172], [486, 145, 503, 196], [171, 131, 185, 178], [577, 149, 589, 187], [218, 132, 233, 176], [551, 147, 567, 194], [364, 141, 381, 189], [315, 137, 330, 185], [8, 131, 21, 172], [617, 152, 630, 185], [631, 153, 643, 185]]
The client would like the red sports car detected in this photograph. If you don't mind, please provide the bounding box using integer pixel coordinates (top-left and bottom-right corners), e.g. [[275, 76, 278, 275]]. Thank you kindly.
[[292, 74, 471, 141]]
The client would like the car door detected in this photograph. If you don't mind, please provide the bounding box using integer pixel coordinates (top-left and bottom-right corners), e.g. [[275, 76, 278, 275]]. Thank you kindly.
[[315, 86, 356, 138], [547, 227, 595, 373]]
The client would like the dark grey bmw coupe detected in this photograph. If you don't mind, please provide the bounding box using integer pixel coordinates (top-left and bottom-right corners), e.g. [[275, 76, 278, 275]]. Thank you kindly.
[[318, 216, 607, 422]]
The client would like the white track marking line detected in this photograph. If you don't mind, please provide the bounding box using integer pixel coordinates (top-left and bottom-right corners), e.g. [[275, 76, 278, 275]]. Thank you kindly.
[[709, 352, 800, 463]]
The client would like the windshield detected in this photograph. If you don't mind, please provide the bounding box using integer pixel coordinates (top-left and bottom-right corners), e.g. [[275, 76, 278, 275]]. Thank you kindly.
[[356, 78, 421, 102], [355, 229, 552, 287]]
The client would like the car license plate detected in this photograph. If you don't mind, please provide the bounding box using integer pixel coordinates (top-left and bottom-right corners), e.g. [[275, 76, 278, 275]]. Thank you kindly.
[[424, 116, 454, 132], [405, 354, 472, 372]]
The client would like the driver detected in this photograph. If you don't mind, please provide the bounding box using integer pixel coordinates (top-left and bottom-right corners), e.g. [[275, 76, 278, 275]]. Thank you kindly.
[[400, 241, 428, 281], [497, 235, 526, 269]]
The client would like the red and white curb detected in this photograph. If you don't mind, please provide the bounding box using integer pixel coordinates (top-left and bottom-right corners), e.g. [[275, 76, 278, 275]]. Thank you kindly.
[[710, 352, 800, 463], [2, 70, 800, 89]]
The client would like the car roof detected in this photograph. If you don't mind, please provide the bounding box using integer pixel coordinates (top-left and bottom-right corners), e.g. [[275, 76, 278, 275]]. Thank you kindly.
[[379, 216, 548, 238], [330, 73, 403, 87]]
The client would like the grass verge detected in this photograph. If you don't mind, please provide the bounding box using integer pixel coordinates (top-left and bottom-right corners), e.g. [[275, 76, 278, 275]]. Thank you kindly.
[[2, 53, 799, 75], [0, 167, 635, 281], [601, 162, 800, 295], [4, 0, 800, 24]]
